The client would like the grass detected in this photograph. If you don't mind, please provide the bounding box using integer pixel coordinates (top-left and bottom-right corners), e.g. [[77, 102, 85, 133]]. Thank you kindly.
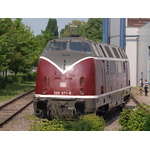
[[0, 81, 35, 102], [25, 114, 40, 121]]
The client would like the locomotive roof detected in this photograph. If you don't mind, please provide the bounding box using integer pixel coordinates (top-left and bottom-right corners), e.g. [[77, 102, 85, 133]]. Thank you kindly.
[[45, 37, 128, 59]]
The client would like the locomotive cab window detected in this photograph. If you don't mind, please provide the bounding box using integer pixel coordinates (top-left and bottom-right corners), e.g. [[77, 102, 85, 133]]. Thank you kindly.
[[45, 42, 67, 52], [70, 42, 92, 53], [84, 43, 92, 52]]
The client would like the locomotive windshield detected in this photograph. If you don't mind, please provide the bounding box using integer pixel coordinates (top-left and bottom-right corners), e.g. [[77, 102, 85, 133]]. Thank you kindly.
[[70, 42, 92, 53], [44, 41, 92, 53], [45, 42, 66, 52]]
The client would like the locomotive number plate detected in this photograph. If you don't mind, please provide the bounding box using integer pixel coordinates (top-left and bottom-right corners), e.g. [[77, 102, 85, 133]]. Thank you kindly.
[[54, 91, 72, 95]]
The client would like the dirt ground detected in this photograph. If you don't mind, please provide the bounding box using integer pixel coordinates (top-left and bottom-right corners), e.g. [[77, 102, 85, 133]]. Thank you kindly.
[[130, 87, 150, 105]]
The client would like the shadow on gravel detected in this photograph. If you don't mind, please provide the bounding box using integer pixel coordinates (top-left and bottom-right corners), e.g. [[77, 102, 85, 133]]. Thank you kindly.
[[103, 107, 122, 126], [124, 105, 136, 109]]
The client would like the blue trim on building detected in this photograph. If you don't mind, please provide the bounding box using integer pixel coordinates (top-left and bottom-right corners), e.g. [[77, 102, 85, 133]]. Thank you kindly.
[[126, 35, 139, 37], [102, 18, 126, 49], [120, 18, 126, 50], [102, 18, 109, 43]]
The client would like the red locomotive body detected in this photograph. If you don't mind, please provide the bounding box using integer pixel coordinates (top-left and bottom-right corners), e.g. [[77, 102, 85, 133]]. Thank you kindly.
[[33, 37, 130, 119], [36, 56, 96, 96]]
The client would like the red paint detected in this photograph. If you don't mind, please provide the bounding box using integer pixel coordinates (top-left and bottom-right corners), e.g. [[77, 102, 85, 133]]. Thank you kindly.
[[35, 57, 96, 96]]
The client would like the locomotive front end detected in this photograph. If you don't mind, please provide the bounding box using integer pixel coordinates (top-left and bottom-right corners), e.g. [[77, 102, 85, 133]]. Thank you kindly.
[[34, 37, 96, 119]]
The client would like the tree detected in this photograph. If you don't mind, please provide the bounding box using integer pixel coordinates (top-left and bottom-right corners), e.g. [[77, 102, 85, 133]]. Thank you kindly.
[[41, 18, 58, 47], [60, 20, 86, 37], [83, 18, 102, 42], [45, 18, 58, 37], [0, 18, 14, 72], [8, 18, 41, 75], [0, 18, 42, 76]]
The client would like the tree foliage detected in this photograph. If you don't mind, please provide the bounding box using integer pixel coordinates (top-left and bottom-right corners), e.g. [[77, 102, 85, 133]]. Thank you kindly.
[[41, 18, 58, 47], [60, 20, 86, 37], [83, 18, 102, 42], [0, 18, 42, 75], [0, 18, 13, 72], [60, 18, 102, 42], [0, 18, 102, 80]]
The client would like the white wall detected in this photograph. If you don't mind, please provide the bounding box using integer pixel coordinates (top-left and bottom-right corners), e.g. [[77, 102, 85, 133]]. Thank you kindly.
[[108, 18, 150, 86], [126, 27, 139, 86], [109, 18, 120, 47], [126, 37, 138, 86], [138, 22, 150, 84], [109, 18, 140, 86]]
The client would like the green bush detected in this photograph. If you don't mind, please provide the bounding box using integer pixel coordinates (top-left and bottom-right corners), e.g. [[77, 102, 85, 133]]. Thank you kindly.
[[30, 113, 106, 131], [7, 75, 15, 84], [19, 73, 36, 82], [30, 119, 65, 131], [119, 104, 150, 131], [16, 76, 23, 83], [71, 113, 106, 131], [0, 76, 6, 88], [118, 109, 133, 131], [21, 74, 28, 81], [21, 73, 36, 82], [6, 75, 23, 84], [142, 114, 150, 131], [27, 73, 36, 81], [0, 73, 36, 90], [6, 73, 36, 84]]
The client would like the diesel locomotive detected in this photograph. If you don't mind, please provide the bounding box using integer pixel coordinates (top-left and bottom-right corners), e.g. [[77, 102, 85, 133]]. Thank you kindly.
[[33, 36, 130, 119]]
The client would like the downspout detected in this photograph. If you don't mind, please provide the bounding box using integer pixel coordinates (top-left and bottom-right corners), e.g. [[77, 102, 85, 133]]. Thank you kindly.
[[120, 18, 126, 50], [136, 36, 139, 86], [102, 18, 109, 43]]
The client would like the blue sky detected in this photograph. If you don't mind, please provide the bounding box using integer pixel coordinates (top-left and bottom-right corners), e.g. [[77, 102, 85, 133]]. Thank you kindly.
[[22, 18, 89, 36]]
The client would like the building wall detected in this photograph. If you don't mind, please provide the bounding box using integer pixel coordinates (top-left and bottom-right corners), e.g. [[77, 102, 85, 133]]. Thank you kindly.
[[138, 22, 150, 84], [126, 27, 139, 86], [103, 18, 150, 86], [109, 18, 120, 47], [108, 18, 138, 86]]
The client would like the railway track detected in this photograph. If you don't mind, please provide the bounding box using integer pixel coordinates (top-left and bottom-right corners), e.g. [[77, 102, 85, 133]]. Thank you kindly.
[[0, 89, 35, 127], [130, 94, 141, 106]]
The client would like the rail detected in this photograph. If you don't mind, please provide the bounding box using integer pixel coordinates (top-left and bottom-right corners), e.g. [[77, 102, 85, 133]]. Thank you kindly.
[[130, 94, 141, 106], [0, 89, 35, 127]]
